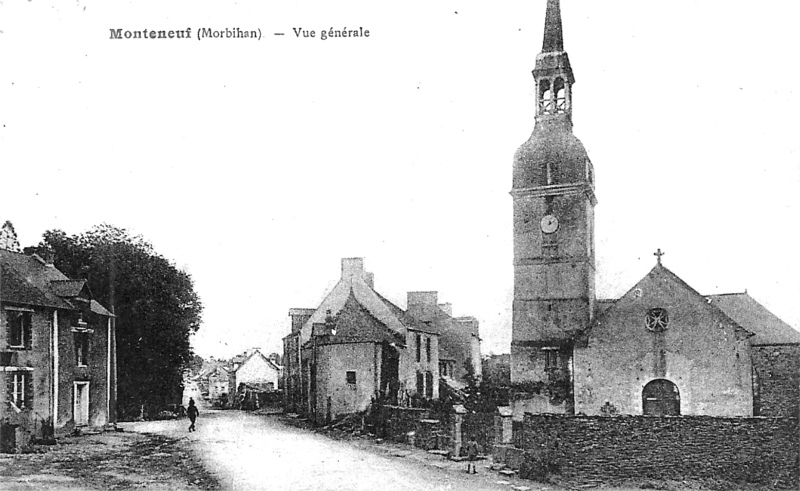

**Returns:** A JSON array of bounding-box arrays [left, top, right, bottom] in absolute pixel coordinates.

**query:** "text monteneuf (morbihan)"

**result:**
[[109, 28, 262, 40]]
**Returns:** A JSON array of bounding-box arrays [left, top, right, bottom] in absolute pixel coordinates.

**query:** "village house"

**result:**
[[0, 246, 117, 448], [509, 0, 800, 420], [228, 348, 281, 393], [405, 292, 482, 387], [199, 365, 229, 403], [283, 258, 481, 425]]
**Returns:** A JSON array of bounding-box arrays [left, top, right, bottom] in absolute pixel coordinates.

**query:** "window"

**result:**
[[538, 79, 552, 115], [75, 333, 89, 367], [346, 371, 356, 385], [425, 372, 433, 398], [416, 372, 424, 395], [416, 334, 422, 362], [645, 308, 669, 332], [554, 78, 566, 113], [425, 337, 431, 363], [543, 348, 560, 369], [6, 311, 32, 349], [6, 371, 33, 409]]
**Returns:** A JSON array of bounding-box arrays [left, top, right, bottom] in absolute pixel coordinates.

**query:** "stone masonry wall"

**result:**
[[752, 345, 800, 417], [518, 414, 799, 488]]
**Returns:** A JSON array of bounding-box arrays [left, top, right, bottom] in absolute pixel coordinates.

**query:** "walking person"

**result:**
[[187, 398, 199, 432]]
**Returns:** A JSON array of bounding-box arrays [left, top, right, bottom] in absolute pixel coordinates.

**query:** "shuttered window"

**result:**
[[6, 311, 32, 349], [6, 371, 33, 409]]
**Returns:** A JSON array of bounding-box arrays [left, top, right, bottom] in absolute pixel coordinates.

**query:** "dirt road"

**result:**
[[132, 408, 546, 491]]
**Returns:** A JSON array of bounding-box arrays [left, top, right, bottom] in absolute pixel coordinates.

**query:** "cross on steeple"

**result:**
[[654, 248, 665, 265]]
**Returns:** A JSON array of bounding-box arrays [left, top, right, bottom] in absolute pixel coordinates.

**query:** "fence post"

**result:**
[[451, 404, 467, 458], [495, 406, 513, 445]]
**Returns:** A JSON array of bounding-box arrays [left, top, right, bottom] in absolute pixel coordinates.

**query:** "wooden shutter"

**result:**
[[24, 372, 33, 409], [23, 313, 32, 350]]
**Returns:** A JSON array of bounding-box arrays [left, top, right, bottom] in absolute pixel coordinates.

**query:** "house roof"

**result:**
[[49, 279, 89, 298], [0, 249, 115, 317], [707, 293, 800, 345], [231, 349, 281, 373], [298, 259, 438, 343], [0, 249, 76, 310], [313, 290, 406, 346]]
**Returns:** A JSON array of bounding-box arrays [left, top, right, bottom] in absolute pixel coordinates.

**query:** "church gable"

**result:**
[[574, 263, 753, 417]]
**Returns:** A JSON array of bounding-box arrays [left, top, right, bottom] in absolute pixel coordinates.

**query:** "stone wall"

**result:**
[[377, 406, 429, 443], [752, 345, 800, 417], [516, 414, 798, 488]]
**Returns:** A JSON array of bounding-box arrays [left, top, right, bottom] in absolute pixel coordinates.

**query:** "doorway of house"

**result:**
[[642, 379, 680, 416], [74, 382, 90, 426]]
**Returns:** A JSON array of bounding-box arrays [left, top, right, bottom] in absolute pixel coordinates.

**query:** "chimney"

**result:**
[[365, 272, 375, 289], [289, 308, 316, 334], [407, 291, 438, 322], [341, 257, 365, 280], [438, 303, 453, 316]]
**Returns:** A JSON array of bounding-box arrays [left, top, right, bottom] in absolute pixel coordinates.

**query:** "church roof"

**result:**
[[707, 293, 800, 346], [586, 263, 753, 340]]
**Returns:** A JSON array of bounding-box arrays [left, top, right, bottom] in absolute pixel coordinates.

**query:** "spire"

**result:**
[[542, 0, 564, 53], [533, 0, 574, 120]]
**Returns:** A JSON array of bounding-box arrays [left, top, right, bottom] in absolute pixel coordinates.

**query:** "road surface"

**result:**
[[131, 407, 546, 491]]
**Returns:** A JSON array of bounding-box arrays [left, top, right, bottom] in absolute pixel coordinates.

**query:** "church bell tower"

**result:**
[[510, 0, 597, 414]]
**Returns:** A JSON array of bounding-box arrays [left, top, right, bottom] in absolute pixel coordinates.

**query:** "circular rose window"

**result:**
[[645, 308, 669, 332]]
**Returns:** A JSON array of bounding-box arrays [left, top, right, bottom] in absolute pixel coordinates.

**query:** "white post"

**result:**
[[107, 317, 112, 424], [53, 310, 59, 429]]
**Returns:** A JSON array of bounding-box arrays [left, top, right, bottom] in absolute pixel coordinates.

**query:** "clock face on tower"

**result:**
[[540, 214, 559, 234]]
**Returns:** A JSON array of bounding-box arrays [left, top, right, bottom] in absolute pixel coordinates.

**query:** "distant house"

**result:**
[[1, 248, 117, 445], [228, 349, 281, 393], [284, 257, 480, 425], [203, 366, 230, 402]]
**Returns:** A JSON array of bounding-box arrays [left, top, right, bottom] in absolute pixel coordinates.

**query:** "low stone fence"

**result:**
[[376, 405, 491, 457], [505, 414, 799, 488]]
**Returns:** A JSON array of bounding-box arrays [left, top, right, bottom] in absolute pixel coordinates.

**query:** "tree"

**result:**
[[26, 224, 203, 420], [0, 220, 21, 252]]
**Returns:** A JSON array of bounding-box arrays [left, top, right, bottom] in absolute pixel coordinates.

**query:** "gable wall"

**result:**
[[57, 311, 112, 432], [236, 354, 279, 389], [574, 273, 753, 416], [314, 343, 378, 425]]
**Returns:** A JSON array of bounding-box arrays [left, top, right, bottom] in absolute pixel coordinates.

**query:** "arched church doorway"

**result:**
[[642, 379, 680, 416]]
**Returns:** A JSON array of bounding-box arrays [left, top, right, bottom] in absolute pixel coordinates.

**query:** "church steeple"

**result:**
[[542, 0, 564, 52], [510, 0, 596, 413], [533, 0, 574, 121]]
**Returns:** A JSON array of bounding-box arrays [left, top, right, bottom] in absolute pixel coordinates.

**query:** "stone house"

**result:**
[[201, 365, 229, 402], [509, 0, 799, 420], [1, 248, 117, 444], [228, 349, 281, 393], [405, 292, 482, 385], [286, 258, 480, 425]]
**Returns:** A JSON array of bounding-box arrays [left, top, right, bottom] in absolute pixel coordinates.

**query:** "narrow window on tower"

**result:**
[[554, 78, 566, 113], [538, 79, 552, 115], [543, 348, 560, 370]]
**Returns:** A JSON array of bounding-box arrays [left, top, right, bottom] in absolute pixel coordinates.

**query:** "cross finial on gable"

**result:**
[[654, 248, 665, 265]]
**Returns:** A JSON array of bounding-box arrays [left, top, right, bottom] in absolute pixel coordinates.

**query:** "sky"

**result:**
[[1, 1, 798, 359]]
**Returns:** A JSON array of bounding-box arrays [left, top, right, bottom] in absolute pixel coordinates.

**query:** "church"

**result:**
[[510, 0, 799, 420]]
